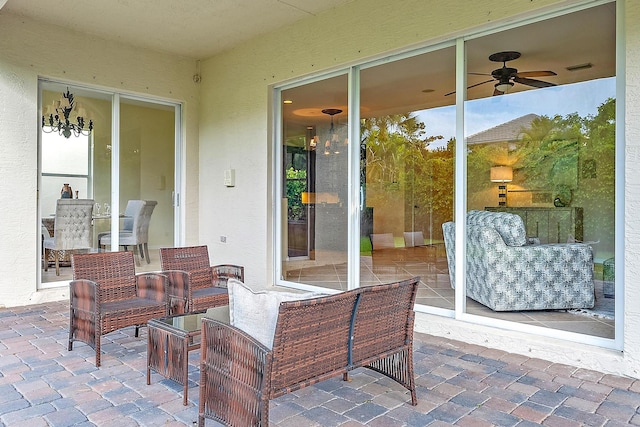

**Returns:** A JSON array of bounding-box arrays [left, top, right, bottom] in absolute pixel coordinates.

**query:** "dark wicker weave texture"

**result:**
[[198, 277, 419, 427], [69, 251, 169, 367], [147, 321, 198, 405], [200, 319, 270, 426], [160, 246, 244, 314]]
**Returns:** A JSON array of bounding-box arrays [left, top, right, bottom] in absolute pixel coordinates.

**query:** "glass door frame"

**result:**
[[37, 78, 184, 289], [272, 0, 623, 351]]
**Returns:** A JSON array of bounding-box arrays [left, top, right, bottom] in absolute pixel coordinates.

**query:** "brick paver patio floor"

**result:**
[[0, 301, 639, 426]]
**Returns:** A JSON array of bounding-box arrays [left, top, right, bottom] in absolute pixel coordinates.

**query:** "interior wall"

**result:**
[[198, 0, 640, 377], [0, 11, 200, 306]]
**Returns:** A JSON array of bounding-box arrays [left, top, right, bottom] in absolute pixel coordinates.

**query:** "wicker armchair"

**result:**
[[159, 245, 244, 314], [69, 251, 169, 367]]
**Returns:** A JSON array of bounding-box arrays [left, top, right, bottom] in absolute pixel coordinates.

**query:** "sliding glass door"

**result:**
[[118, 97, 176, 269], [39, 81, 180, 286], [275, 1, 619, 345], [463, 3, 616, 340], [359, 47, 455, 309]]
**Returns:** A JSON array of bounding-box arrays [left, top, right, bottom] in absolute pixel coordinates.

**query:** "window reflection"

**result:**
[[463, 4, 615, 338], [281, 75, 349, 290], [277, 2, 616, 340]]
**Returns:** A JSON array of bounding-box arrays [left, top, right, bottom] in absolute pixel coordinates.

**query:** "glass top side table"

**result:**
[[147, 306, 229, 405]]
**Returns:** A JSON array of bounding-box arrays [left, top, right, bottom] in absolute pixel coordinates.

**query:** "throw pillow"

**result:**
[[228, 279, 321, 349]]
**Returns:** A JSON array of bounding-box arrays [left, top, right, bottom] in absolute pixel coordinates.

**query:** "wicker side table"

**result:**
[[147, 306, 229, 405]]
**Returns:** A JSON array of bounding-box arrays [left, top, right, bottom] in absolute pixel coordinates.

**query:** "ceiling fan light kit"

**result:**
[[495, 81, 514, 93]]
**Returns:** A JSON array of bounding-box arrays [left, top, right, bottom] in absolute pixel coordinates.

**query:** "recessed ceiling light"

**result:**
[[421, 89, 435, 93], [283, 99, 293, 104], [566, 63, 593, 72]]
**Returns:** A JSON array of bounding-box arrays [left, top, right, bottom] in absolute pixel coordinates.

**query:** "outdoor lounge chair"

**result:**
[[68, 251, 169, 366], [160, 245, 244, 314]]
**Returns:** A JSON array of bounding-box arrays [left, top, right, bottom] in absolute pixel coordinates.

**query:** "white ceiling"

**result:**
[[1, 0, 353, 59]]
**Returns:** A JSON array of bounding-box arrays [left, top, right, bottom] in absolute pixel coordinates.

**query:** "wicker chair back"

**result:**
[[160, 245, 242, 313], [69, 251, 168, 366]]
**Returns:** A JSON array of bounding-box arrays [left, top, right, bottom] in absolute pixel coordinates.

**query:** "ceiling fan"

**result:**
[[445, 51, 557, 96]]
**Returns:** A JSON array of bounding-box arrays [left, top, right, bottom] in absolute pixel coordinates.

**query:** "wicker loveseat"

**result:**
[[198, 277, 420, 427], [442, 210, 594, 311]]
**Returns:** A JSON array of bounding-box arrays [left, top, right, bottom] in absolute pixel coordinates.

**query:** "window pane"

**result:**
[[281, 75, 349, 291], [359, 48, 456, 309], [42, 129, 89, 175], [464, 3, 615, 338]]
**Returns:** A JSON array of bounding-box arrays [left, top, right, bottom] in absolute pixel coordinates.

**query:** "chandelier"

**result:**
[[42, 89, 93, 138], [322, 108, 343, 155]]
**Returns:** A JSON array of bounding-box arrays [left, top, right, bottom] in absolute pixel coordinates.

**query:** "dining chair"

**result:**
[[43, 199, 94, 276], [99, 200, 157, 265], [97, 199, 145, 251]]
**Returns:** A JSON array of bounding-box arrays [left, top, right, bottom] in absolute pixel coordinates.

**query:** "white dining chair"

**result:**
[[97, 200, 145, 250], [43, 199, 94, 276], [99, 200, 157, 265]]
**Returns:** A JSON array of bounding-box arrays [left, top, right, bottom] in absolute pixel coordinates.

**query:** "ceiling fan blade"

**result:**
[[514, 77, 557, 88], [468, 79, 495, 88], [514, 70, 557, 78], [444, 79, 494, 96]]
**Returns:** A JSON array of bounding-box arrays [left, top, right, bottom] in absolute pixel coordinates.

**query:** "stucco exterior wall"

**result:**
[[0, 0, 638, 378], [198, 0, 640, 377], [623, 0, 640, 376], [0, 12, 200, 306]]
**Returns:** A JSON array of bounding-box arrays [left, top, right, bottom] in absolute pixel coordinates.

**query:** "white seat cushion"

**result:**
[[228, 279, 321, 348]]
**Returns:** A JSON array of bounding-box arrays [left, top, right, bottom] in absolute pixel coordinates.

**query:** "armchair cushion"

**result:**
[[467, 209, 527, 247], [228, 279, 321, 348]]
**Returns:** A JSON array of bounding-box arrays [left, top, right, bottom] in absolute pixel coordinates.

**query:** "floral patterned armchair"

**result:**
[[442, 210, 594, 311]]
